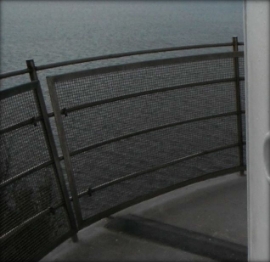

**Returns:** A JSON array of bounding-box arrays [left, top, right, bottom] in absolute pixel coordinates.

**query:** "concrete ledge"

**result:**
[[106, 214, 247, 261], [41, 173, 247, 261]]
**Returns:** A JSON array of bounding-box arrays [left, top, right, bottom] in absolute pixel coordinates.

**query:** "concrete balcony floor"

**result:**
[[41, 173, 247, 261]]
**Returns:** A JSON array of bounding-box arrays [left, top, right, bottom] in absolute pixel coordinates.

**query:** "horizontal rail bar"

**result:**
[[0, 116, 41, 135], [0, 203, 64, 242], [0, 160, 53, 189], [63, 77, 241, 115], [78, 143, 241, 197], [0, 112, 56, 135], [70, 111, 240, 158], [47, 112, 54, 118], [48, 51, 244, 83], [0, 75, 245, 135], [0, 68, 29, 80], [0, 81, 38, 100], [37, 42, 234, 71], [0, 41, 243, 79], [80, 165, 245, 229], [0, 209, 50, 241]]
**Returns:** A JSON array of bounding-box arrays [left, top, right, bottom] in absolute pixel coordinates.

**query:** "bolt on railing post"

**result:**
[[232, 36, 245, 176], [26, 59, 39, 81]]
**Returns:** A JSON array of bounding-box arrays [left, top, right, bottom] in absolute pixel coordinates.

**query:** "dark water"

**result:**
[[1, 0, 243, 73]]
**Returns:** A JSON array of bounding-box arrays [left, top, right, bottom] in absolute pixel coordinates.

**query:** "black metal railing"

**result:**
[[0, 82, 77, 261], [0, 37, 246, 261], [0, 38, 243, 81]]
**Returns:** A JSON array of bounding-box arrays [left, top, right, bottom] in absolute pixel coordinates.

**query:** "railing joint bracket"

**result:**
[[87, 187, 93, 196], [62, 108, 68, 117], [50, 207, 56, 215], [32, 117, 38, 126]]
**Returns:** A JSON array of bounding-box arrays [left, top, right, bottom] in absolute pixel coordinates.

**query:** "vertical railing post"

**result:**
[[26, 59, 79, 241], [26, 59, 39, 81], [47, 77, 84, 228], [35, 83, 79, 241], [232, 36, 245, 176]]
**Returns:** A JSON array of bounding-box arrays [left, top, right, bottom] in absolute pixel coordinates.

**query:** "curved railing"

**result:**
[[0, 38, 245, 261], [0, 38, 243, 81]]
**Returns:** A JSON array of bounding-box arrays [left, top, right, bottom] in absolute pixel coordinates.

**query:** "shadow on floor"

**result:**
[[41, 173, 247, 262]]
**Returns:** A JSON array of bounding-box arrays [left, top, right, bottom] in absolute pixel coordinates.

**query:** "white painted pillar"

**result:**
[[244, 1, 270, 261]]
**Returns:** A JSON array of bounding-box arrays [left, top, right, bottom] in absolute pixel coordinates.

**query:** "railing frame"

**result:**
[[26, 60, 80, 241], [47, 77, 84, 227], [0, 81, 77, 261], [0, 37, 246, 260], [46, 48, 245, 228], [0, 38, 243, 81], [34, 81, 79, 241]]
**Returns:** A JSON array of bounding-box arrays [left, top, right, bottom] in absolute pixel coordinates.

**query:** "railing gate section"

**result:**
[[46, 51, 245, 228]]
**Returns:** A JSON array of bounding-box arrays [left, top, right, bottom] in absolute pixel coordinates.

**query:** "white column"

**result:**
[[244, 1, 270, 261]]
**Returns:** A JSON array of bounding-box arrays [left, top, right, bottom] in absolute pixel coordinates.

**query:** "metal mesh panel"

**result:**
[[0, 83, 73, 261], [0, 124, 50, 182], [54, 58, 234, 110], [0, 165, 63, 235], [71, 116, 238, 194], [239, 57, 244, 79], [48, 52, 245, 223], [62, 82, 236, 152], [79, 147, 239, 220], [0, 206, 70, 262], [0, 89, 39, 130]]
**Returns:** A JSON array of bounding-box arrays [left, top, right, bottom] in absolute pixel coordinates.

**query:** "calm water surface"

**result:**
[[1, 1, 243, 73]]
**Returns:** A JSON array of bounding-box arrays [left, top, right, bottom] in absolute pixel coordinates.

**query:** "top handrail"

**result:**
[[35, 42, 235, 71], [47, 51, 244, 83], [0, 40, 243, 80], [0, 68, 30, 80]]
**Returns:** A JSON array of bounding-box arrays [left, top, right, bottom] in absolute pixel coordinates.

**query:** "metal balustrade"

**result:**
[[0, 82, 77, 261], [0, 38, 246, 261]]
